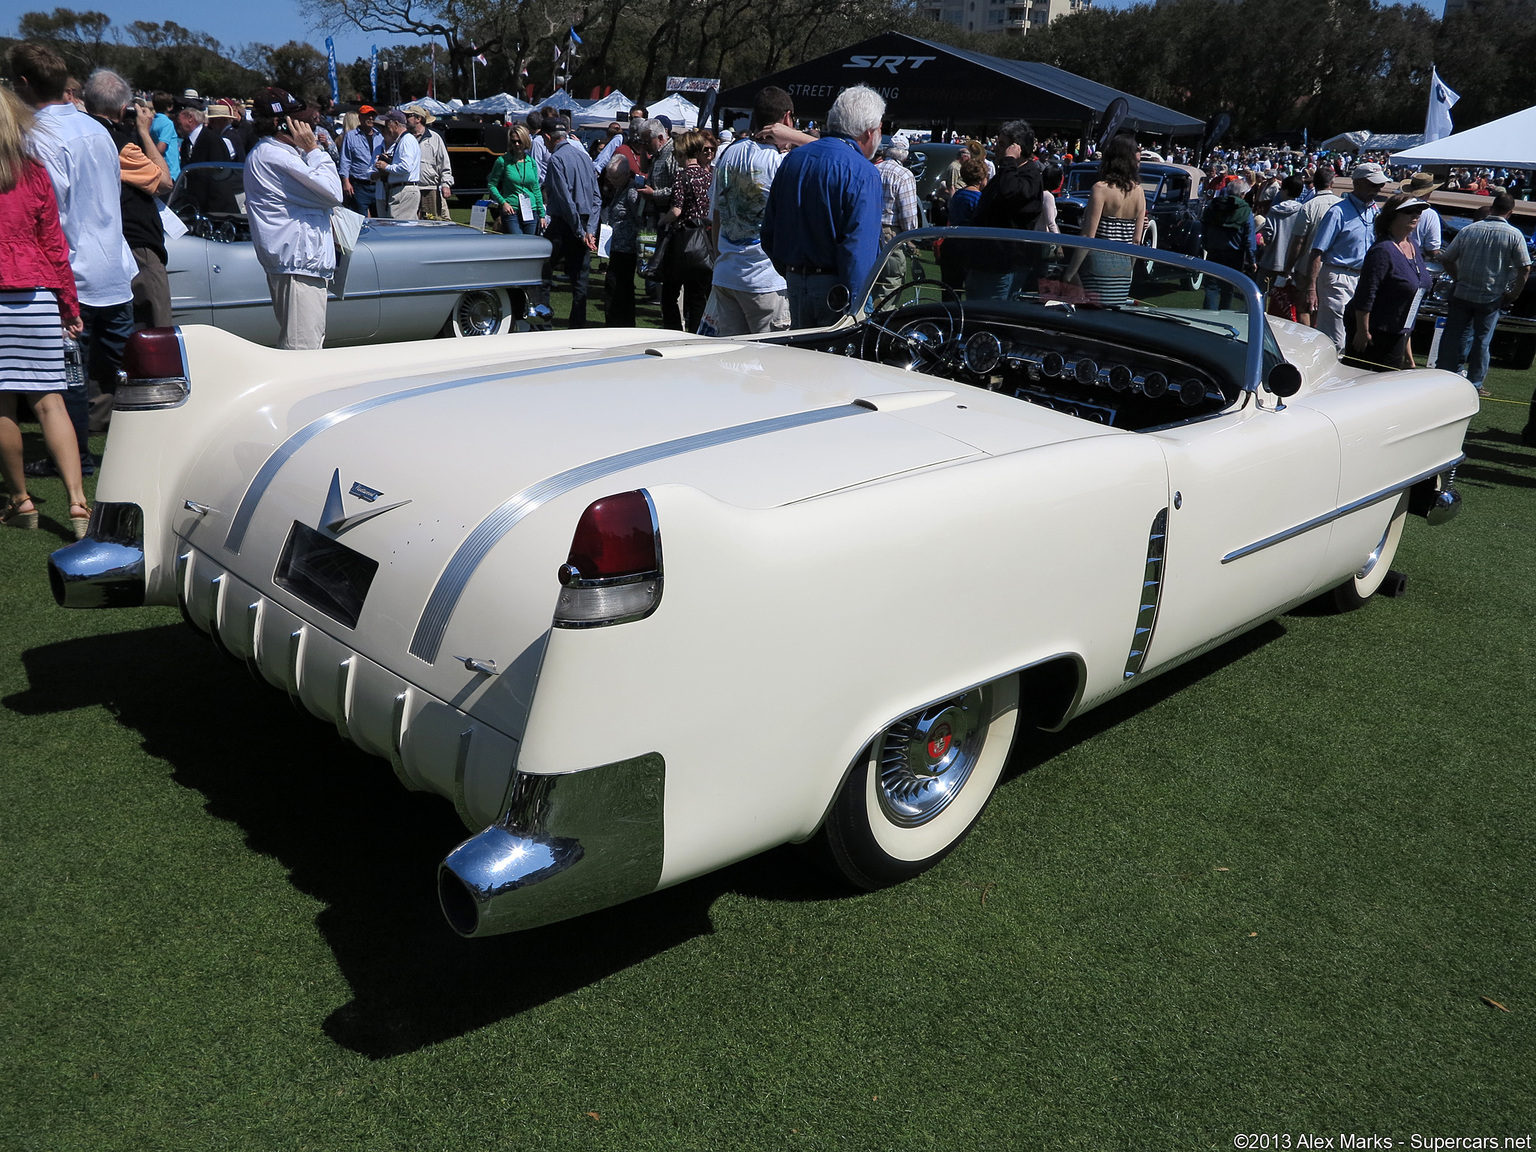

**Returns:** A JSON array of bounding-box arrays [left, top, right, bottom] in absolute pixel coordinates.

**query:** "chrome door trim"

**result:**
[[1220, 455, 1464, 565]]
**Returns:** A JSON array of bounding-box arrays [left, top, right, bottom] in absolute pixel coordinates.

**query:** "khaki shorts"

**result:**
[[699, 285, 790, 337]]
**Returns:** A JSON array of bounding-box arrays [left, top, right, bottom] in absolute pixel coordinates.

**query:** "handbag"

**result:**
[[331, 206, 365, 255], [640, 230, 670, 280], [663, 218, 717, 280]]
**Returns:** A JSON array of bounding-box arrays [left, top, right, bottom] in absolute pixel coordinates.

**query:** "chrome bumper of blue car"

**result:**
[[438, 752, 666, 938]]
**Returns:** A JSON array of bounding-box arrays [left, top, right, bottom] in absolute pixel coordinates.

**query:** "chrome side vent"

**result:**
[[1124, 508, 1169, 680]]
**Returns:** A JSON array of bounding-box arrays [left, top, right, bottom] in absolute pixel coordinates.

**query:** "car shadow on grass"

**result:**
[[8, 615, 1284, 1059], [1458, 431, 1536, 489], [4, 621, 854, 1059]]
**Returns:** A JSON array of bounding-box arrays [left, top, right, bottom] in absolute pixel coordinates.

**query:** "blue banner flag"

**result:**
[[569, 26, 582, 43], [326, 37, 340, 105], [370, 45, 378, 103]]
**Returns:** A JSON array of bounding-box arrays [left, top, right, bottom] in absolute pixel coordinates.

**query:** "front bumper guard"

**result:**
[[438, 752, 665, 937]]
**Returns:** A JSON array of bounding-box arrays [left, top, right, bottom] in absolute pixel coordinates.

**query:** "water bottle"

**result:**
[[63, 336, 85, 389]]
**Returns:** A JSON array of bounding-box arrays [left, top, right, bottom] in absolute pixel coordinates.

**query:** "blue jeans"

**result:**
[[964, 269, 1014, 302], [1435, 296, 1503, 386], [74, 301, 134, 455], [501, 211, 537, 235], [543, 218, 591, 328], [1203, 279, 1236, 311], [786, 272, 841, 330], [351, 180, 378, 217]]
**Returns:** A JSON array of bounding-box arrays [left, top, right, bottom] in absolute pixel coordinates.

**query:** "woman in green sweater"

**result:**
[[487, 124, 544, 234]]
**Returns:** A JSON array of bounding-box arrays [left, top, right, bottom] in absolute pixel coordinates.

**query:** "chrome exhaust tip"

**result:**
[[1409, 474, 1461, 526], [438, 826, 584, 938], [48, 504, 146, 609]]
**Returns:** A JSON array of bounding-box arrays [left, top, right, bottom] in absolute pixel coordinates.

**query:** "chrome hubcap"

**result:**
[[876, 687, 987, 827], [456, 290, 504, 336]]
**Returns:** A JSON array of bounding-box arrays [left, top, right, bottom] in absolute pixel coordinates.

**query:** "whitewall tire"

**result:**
[[822, 674, 1020, 889], [445, 287, 514, 337], [1331, 493, 1409, 611]]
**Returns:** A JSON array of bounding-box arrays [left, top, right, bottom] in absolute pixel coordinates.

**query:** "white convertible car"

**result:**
[[51, 231, 1473, 937]]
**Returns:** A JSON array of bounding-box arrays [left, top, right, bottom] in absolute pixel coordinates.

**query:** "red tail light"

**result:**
[[554, 490, 663, 628], [115, 328, 189, 410]]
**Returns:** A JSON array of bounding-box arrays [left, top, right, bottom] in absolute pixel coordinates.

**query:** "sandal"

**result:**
[[2, 496, 39, 530], [69, 502, 91, 541]]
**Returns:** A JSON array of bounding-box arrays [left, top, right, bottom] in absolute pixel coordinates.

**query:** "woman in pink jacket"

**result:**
[[0, 85, 90, 537]]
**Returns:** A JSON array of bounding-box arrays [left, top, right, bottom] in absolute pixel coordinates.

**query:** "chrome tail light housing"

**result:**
[[113, 328, 189, 410]]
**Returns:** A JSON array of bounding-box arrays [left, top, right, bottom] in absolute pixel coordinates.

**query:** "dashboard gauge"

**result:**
[[1107, 365, 1133, 392], [1141, 371, 1169, 398], [963, 331, 1003, 376], [1041, 352, 1065, 377], [1178, 378, 1206, 406], [1074, 358, 1099, 384]]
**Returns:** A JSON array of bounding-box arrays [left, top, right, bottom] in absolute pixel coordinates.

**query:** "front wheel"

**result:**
[[1330, 493, 1409, 611], [821, 674, 1020, 890], [442, 287, 514, 337], [1140, 218, 1160, 277], [1182, 249, 1206, 292]]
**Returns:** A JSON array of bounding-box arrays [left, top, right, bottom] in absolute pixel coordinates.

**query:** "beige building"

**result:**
[[922, 0, 1092, 35]]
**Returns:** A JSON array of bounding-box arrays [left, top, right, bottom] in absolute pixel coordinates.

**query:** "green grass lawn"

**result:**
[[2, 353, 1533, 1149]]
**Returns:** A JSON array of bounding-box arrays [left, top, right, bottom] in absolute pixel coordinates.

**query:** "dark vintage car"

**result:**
[[1412, 213, 1536, 371], [1055, 162, 1206, 286]]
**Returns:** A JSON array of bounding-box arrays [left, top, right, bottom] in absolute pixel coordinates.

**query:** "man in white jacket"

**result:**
[[244, 87, 343, 349]]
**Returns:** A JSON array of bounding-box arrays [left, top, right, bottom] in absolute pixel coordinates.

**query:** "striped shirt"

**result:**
[[1442, 217, 1531, 305]]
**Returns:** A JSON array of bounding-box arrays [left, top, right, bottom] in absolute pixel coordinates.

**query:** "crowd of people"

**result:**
[[4, 37, 1536, 533]]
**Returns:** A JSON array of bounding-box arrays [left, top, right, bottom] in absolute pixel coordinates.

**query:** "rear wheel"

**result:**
[[1330, 493, 1408, 611], [821, 675, 1020, 889], [443, 287, 513, 337]]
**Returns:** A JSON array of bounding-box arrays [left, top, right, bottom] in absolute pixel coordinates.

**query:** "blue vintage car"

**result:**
[[167, 162, 550, 345]]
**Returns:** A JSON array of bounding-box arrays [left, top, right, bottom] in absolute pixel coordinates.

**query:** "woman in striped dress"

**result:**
[[0, 85, 90, 536], [1064, 133, 1147, 308]]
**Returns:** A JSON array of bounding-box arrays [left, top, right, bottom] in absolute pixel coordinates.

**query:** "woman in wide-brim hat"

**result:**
[[1346, 192, 1436, 370]]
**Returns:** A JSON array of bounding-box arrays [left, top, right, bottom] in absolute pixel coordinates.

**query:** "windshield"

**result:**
[[857, 229, 1273, 395], [168, 163, 248, 240], [1065, 168, 1164, 198]]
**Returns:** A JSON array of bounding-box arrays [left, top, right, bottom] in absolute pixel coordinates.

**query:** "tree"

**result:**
[[17, 7, 113, 70], [243, 40, 332, 99]]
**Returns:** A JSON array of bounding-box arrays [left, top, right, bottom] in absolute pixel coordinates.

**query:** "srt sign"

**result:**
[[843, 54, 938, 73]]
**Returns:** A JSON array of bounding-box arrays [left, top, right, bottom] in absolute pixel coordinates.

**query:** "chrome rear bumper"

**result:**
[[48, 503, 146, 608]]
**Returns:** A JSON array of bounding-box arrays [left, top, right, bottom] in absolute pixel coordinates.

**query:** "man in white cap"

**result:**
[[1301, 161, 1388, 351]]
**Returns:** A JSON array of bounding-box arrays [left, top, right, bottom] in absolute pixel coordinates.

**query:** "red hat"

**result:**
[[358, 104, 376, 115]]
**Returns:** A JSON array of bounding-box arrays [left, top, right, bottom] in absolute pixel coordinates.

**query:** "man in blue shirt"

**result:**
[[1302, 161, 1387, 351], [542, 118, 600, 328], [339, 106, 384, 216], [761, 85, 885, 329]]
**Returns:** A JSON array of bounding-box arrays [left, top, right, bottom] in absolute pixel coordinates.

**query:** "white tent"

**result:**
[[1318, 129, 1423, 154], [573, 89, 632, 128], [537, 89, 587, 112], [648, 92, 700, 130], [460, 92, 533, 116], [1391, 104, 1536, 168], [410, 97, 457, 116]]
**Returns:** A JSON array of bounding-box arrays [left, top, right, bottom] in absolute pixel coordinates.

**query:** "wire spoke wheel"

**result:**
[[821, 674, 1020, 889]]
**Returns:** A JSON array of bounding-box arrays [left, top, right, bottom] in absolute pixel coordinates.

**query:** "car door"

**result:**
[[164, 231, 212, 327], [1144, 399, 1341, 670], [206, 239, 280, 344]]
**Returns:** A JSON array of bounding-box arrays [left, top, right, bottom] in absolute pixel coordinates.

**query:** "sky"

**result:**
[[6, 0, 1450, 76], [5, 0, 423, 67]]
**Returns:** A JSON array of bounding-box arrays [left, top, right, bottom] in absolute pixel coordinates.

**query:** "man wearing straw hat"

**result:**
[[403, 104, 453, 218]]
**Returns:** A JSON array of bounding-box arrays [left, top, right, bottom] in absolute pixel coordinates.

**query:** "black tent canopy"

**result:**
[[717, 32, 1204, 137]]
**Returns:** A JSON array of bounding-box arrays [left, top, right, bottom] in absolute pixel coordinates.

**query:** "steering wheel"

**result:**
[[863, 273, 965, 373]]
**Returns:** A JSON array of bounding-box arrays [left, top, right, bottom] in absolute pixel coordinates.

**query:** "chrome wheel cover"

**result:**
[[455, 290, 505, 336], [875, 686, 989, 828]]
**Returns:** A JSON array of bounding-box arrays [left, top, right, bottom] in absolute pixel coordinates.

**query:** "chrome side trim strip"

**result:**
[[287, 628, 305, 709], [408, 403, 872, 663], [222, 352, 652, 554], [1220, 456, 1464, 565], [1124, 508, 1169, 680]]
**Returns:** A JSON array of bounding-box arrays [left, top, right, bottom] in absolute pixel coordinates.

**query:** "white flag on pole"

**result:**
[[1424, 67, 1460, 143]]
